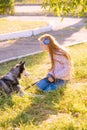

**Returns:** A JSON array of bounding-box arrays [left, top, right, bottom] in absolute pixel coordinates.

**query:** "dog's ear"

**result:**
[[19, 61, 25, 66], [19, 61, 23, 64], [21, 61, 25, 66], [19, 61, 25, 64]]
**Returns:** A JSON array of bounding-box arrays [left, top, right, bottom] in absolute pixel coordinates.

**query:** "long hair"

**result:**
[[38, 34, 72, 71]]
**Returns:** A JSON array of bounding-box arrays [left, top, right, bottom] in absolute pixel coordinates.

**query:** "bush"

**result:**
[[0, 0, 14, 14]]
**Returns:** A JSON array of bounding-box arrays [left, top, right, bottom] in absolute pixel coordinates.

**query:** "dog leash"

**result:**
[[24, 81, 38, 90], [17, 81, 45, 98]]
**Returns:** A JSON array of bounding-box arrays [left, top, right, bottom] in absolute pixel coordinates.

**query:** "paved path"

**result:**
[[0, 16, 87, 63], [14, 5, 45, 16]]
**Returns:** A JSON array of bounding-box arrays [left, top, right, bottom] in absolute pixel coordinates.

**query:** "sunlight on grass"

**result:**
[[0, 18, 48, 34], [85, 19, 87, 28], [69, 43, 87, 81], [0, 43, 87, 130]]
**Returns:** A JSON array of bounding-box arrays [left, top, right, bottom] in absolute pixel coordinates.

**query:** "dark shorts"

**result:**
[[36, 77, 68, 92]]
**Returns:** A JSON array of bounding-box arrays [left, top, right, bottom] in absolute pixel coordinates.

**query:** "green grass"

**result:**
[[0, 18, 48, 34], [15, 0, 44, 4], [0, 43, 87, 130], [85, 19, 87, 28]]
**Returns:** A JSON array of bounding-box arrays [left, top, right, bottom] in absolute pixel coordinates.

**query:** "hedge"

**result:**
[[0, 0, 14, 14]]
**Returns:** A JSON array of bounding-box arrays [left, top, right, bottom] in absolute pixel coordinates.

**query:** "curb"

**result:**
[[0, 25, 52, 41]]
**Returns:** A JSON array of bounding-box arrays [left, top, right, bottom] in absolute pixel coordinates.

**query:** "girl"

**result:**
[[36, 34, 73, 92]]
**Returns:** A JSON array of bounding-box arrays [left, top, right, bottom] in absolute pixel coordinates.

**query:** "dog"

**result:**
[[0, 61, 29, 96]]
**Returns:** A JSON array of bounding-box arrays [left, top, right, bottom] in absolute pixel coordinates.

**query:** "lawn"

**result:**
[[85, 19, 87, 28], [15, 0, 44, 4], [0, 18, 48, 34], [0, 43, 87, 130]]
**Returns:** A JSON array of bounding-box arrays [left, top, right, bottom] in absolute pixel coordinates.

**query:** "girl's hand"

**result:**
[[47, 76, 55, 83]]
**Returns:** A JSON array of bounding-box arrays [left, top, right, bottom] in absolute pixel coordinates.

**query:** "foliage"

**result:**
[[0, 0, 14, 14], [42, 0, 87, 17]]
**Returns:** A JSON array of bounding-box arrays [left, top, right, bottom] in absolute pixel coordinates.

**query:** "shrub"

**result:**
[[0, 0, 14, 14]]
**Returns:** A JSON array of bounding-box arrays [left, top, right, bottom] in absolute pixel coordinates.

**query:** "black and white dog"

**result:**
[[0, 61, 29, 96]]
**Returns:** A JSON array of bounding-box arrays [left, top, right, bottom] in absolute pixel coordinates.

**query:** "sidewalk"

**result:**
[[14, 4, 46, 16], [0, 16, 87, 63]]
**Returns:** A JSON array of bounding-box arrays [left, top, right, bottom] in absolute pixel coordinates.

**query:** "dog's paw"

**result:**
[[16, 91, 25, 97]]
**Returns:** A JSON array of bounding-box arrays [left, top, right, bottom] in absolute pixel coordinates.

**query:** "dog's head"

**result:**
[[10, 61, 29, 79]]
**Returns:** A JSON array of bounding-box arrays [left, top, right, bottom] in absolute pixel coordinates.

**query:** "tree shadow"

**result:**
[[1, 86, 66, 128], [0, 18, 86, 63], [0, 36, 41, 63], [48, 18, 86, 45], [0, 95, 14, 110]]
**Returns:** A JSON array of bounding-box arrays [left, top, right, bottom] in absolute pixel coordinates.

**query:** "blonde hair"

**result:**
[[38, 34, 72, 71]]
